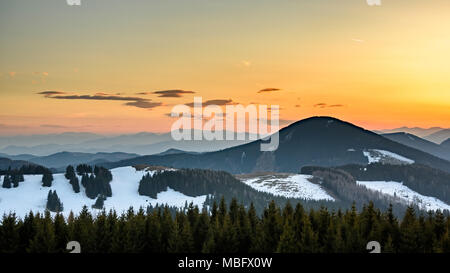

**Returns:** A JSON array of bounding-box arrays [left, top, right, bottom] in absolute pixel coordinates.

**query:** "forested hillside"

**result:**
[[303, 164, 450, 204]]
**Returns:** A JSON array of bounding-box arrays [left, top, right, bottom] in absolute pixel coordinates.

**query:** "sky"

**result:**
[[1, 0, 449, 135]]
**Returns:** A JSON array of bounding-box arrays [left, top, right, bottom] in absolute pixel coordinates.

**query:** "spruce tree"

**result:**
[[2, 175, 11, 189], [65, 165, 76, 180], [0, 213, 20, 253], [46, 190, 64, 212], [70, 176, 80, 193], [276, 221, 297, 253], [42, 172, 53, 187], [92, 195, 105, 209]]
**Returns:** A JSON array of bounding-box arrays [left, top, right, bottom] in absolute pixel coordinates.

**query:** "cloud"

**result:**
[[40, 124, 68, 128], [9, 72, 16, 77], [125, 101, 162, 109], [314, 103, 344, 108], [329, 104, 344, 108], [314, 103, 327, 108], [37, 91, 67, 97], [258, 88, 281, 93], [153, 89, 195, 98], [37, 91, 162, 109], [94, 92, 121, 96], [185, 99, 234, 107], [0, 123, 29, 129]]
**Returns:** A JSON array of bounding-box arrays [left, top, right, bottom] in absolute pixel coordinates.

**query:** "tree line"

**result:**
[[138, 168, 341, 215], [0, 199, 449, 253]]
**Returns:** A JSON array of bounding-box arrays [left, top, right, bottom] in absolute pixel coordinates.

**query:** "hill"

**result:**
[[27, 151, 140, 169], [105, 117, 450, 174], [441, 138, 450, 148], [0, 157, 39, 171], [424, 129, 450, 144], [382, 132, 450, 161]]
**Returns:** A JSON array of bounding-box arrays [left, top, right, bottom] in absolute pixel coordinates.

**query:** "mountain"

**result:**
[[26, 151, 140, 169], [375, 127, 444, 138], [442, 138, 450, 148], [0, 157, 38, 170], [155, 148, 198, 156], [0, 132, 103, 148], [104, 117, 450, 174], [424, 129, 450, 144], [382, 132, 450, 161], [0, 153, 37, 161], [0, 131, 257, 156]]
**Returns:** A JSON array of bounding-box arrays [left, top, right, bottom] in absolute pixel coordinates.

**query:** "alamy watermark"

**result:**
[[367, 0, 382, 6], [66, 0, 81, 6], [169, 97, 280, 152]]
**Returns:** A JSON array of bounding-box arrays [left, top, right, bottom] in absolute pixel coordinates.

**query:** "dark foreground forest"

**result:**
[[0, 199, 449, 253]]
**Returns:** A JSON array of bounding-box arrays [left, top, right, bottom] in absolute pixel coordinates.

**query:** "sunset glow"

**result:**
[[1, 0, 449, 135]]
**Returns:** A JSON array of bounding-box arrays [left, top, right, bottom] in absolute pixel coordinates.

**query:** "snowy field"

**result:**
[[240, 174, 335, 201], [357, 181, 450, 211], [0, 166, 207, 218], [363, 149, 415, 165]]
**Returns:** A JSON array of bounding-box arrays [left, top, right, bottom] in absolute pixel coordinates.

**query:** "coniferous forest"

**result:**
[[0, 199, 449, 253]]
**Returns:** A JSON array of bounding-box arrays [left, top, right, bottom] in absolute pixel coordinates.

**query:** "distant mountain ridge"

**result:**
[[0, 131, 257, 156], [0, 157, 38, 171], [376, 127, 450, 144], [104, 117, 450, 174], [442, 139, 450, 148], [382, 132, 450, 161], [375, 127, 444, 138], [426, 129, 450, 144]]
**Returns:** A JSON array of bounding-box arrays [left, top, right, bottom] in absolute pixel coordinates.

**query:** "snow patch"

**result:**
[[357, 181, 450, 211], [241, 174, 334, 201], [363, 149, 414, 165], [0, 166, 207, 218]]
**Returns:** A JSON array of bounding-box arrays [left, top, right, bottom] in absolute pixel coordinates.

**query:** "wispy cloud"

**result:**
[[37, 91, 67, 97], [314, 103, 345, 108], [125, 101, 162, 109], [185, 99, 234, 107], [329, 104, 344, 108], [37, 91, 162, 109], [258, 88, 281, 93], [40, 124, 68, 128], [152, 89, 195, 98], [0, 123, 29, 129]]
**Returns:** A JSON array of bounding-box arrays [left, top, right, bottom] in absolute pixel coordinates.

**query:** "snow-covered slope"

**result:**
[[357, 181, 450, 211], [0, 166, 207, 218], [240, 174, 334, 201], [363, 149, 415, 165]]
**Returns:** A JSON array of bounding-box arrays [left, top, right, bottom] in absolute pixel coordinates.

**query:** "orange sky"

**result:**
[[0, 0, 449, 135]]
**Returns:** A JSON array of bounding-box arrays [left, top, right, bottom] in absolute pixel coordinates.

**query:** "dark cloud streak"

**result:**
[[153, 89, 195, 98], [37, 92, 162, 109], [258, 88, 281, 93]]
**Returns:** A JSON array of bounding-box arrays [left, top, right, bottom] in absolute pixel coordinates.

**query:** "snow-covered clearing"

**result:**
[[241, 174, 334, 201], [0, 166, 207, 218], [357, 181, 450, 211], [363, 149, 415, 165]]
